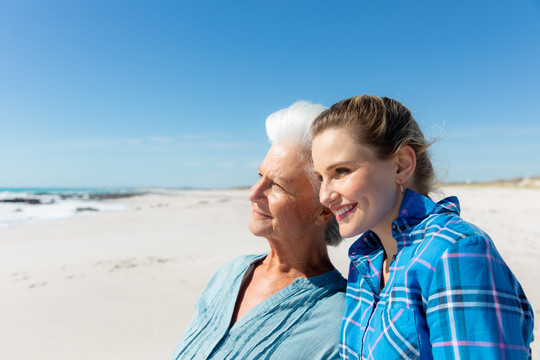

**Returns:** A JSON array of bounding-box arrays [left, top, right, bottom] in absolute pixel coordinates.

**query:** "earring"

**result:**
[[400, 184, 404, 195]]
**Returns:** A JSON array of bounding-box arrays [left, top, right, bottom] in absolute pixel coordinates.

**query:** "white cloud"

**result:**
[[179, 133, 227, 141], [215, 162, 236, 168], [211, 142, 255, 149], [150, 136, 174, 143], [445, 125, 540, 139]]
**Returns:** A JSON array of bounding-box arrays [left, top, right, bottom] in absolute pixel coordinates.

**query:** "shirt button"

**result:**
[[392, 224, 398, 231]]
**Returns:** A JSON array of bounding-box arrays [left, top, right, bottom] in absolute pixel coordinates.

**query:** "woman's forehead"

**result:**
[[261, 143, 309, 184], [312, 128, 376, 167]]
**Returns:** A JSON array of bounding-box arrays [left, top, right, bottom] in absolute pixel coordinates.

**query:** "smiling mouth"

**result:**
[[252, 209, 271, 218], [334, 204, 357, 221]]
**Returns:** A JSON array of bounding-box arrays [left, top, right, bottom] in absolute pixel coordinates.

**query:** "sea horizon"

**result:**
[[0, 187, 252, 229], [2, 174, 539, 193], [0, 187, 146, 229]]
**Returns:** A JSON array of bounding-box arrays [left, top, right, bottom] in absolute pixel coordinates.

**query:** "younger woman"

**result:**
[[310, 95, 534, 359]]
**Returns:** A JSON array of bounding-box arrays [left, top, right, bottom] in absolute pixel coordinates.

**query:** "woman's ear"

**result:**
[[315, 206, 335, 225], [395, 145, 416, 186]]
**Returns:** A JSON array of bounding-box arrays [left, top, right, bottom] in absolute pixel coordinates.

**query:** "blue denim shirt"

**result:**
[[172, 253, 347, 359], [340, 190, 534, 359]]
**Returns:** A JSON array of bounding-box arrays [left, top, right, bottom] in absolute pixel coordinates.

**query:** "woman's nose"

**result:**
[[248, 178, 267, 203], [319, 180, 336, 207]]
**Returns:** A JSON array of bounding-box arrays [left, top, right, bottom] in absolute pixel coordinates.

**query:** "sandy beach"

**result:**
[[0, 186, 538, 359]]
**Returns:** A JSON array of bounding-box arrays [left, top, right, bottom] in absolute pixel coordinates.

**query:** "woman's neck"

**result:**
[[262, 237, 334, 278], [229, 237, 334, 327], [373, 191, 403, 264], [372, 201, 401, 288]]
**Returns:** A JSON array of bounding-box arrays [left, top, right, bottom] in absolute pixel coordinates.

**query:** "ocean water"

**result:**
[[0, 188, 144, 228]]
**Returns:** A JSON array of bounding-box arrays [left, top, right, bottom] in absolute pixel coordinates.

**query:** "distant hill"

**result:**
[[444, 176, 540, 188]]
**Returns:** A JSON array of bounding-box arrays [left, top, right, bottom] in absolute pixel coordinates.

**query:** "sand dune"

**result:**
[[0, 186, 537, 359]]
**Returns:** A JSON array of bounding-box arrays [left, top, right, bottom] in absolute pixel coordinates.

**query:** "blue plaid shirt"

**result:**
[[341, 190, 534, 359]]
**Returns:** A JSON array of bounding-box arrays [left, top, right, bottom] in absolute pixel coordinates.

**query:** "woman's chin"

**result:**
[[248, 221, 269, 238], [338, 224, 362, 239]]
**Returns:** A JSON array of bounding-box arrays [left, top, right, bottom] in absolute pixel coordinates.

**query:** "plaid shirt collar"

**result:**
[[349, 189, 461, 259]]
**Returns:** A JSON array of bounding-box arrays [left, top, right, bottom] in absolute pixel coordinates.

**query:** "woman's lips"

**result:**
[[252, 209, 271, 218], [333, 203, 357, 221]]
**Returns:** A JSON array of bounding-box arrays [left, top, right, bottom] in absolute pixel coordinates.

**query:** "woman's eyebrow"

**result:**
[[322, 160, 352, 172]]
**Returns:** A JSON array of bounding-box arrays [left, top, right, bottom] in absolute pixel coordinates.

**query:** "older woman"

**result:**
[[171, 101, 346, 360]]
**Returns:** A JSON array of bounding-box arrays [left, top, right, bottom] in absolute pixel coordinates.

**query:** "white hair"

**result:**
[[265, 101, 327, 147], [263, 100, 342, 247]]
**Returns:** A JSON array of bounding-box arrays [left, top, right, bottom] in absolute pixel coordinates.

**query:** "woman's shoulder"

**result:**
[[416, 210, 490, 248], [222, 253, 266, 270], [196, 254, 266, 298], [209, 253, 266, 282], [411, 213, 523, 291], [406, 212, 503, 276]]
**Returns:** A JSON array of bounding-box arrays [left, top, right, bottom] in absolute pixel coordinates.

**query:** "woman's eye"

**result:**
[[335, 168, 350, 176]]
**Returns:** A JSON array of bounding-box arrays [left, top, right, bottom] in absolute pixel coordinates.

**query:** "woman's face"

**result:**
[[312, 127, 401, 238], [248, 143, 324, 244]]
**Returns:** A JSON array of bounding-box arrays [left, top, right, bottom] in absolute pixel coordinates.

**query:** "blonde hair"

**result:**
[[311, 95, 435, 196]]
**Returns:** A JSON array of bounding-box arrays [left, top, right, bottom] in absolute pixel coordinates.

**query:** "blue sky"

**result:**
[[1, 0, 539, 188]]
